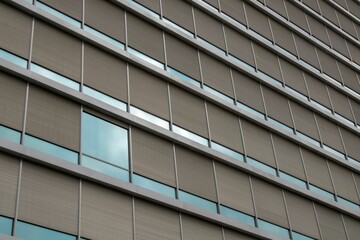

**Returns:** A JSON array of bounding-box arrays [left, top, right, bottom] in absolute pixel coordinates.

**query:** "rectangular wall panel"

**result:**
[[182, 215, 223, 240], [219, 0, 247, 25], [340, 127, 360, 160], [245, 3, 272, 40], [270, 19, 297, 56], [317, 49, 342, 82], [134, 0, 160, 14], [279, 59, 308, 96], [337, 61, 360, 94], [294, 35, 320, 70], [162, 0, 194, 33], [40, 0, 83, 20], [253, 44, 282, 81], [266, 0, 287, 18], [307, 15, 331, 46], [327, 87, 354, 121], [81, 181, 133, 240], [315, 204, 347, 240], [343, 215, 360, 240], [304, 73, 332, 109], [327, 29, 350, 59], [315, 115, 344, 152], [285, 2, 310, 32], [132, 128, 176, 187]]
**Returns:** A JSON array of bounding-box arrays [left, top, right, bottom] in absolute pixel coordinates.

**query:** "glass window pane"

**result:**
[[133, 174, 175, 198], [178, 190, 217, 213], [292, 231, 315, 240], [82, 113, 129, 169], [211, 141, 244, 162], [172, 125, 208, 146], [0, 125, 21, 144], [83, 25, 124, 50], [130, 106, 169, 129], [257, 219, 290, 239], [247, 157, 277, 175], [0, 49, 27, 68], [83, 86, 127, 111], [0, 216, 13, 235], [16, 221, 76, 240], [279, 171, 307, 188], [220, 205, 255, 226]]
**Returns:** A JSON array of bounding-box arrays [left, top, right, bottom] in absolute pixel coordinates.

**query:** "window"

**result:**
[[0, 215, 12, 235], [16, 221, 76, 240]]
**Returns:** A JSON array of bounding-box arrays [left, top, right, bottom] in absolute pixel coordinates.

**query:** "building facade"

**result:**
[[0, 0, 360, 239]]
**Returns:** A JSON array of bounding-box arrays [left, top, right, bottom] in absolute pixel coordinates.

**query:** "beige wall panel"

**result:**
[[328, 161, 359, 203], [194, 8, 226, 50], [40, 0, 82, 20], [165, 34, 201, 81], [242, 119, 276, 167], [337, 12, 358, 38], [162, 0, 194, 32], [253, 44, 282, 81], [127, 13, 164, 62], [176, 146, 217, 201], [207, 103, 243, 152], [290, 101, 320, 141], [84, 44, 127, 102], [316, 115, 344, 152], [350, 99, 360, 125], [132, 128, 175, 187], [343, 215, 360, 240], [252, 178, 288, 228], [182, 215, 223, 240], [302, 148, 334, 192], [224, 228, 257, 240], [318, 1, 340, 26], [272, 135, 305, 180], [337, 61, 360, 94], [245, 3, 272, 40], [294, 35, 320, 69], [0, 72, 26, 131], [134, 0, 160, 13], [262, 87, 293, 128], [200, 52, 234, 97], [129, 66, 169, 120], [266, 0, 287, 18], [170, 85, 208, 137], [0, 2, 32, 59], [304, 73, 332, 108], [135, 199, 180, 240], [19, 162, 78, 234], [81, 181, 133, 240], [307, 15, 331, 46], [32, 20, 81, 81], [26, 85, 81, 151], [225, 26, 255, 67], [215, 162, 254, 215], [203, 0, 219, 9], [285, 2, 310, 32], [347, 42, 360, 65], [315, 204, 347, 240], [279, 59, 308, 95], [270, 20, 297, 56], [220, 0, 247, 25], [317, 49, 342, 82], [285, 191, 320, 238], [232, 70, 265, 113], [0, 153, 19, 218], [328, 87, 353, 121], [327, 29, 350, 59], [85, 0, 125, 42], [302, 0, 321, 13], [340, 127, 360, 161]]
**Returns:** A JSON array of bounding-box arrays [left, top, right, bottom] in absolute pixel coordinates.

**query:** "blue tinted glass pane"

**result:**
[[83, 25, 124, 50], [178, 190, 217, 213], [311, 100, 332, 114], [211, 142, 244, 162], [228, 55, 255, 71], [16, 221, 76, 240], [167, 67, 201, 87], [31, 64, 80, 90], [203, 85, 234, 104], [36, 1, 81, 28], [130, 106, 169, 129], [246, 157, 277, 175], [0, 125, 21, 144], [292, 231, 314, 240], [82, 155, 129, 182], [0, 49, 27, 68], [279, 172, 307, 188], [82, 113, 129, 169], [83, 86, 127, 111], [127, 47, 164, 69], [337, 197, 359, 210], [163, 18, 194, 37], [172, 125, 208, 146], [335, 113, 354, 126], [133, 174, 175, 198], [285, 86, 308, 101], [197, 37, 226, 56], [323, 145, 345, 159], [0, 216, 13, 235], [296, 131, 321, 147], [220, 206, 255, 226], [258, 71, 282, 86], [267, 117, 294, 134], [130, 0, 160, 18], [24, 135, 78, 164], [309, 185, 335, 201], [348, 157, 360, 167], [236, 102, 265, 119], [257, 220, 290, 239]]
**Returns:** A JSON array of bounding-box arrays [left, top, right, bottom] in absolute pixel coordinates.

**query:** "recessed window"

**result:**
[[0, 215, 13, 235], [16, 221, 76, 240], [178, 190, 218, 213], [0, 125, 21, 144]]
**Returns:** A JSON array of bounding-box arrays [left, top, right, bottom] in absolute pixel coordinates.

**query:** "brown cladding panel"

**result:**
[[135, 199, 180, 240], [315, 204, 347, 240], [32, 20, 81, 82], [285, 1, 310, 32], [270, 19, 297, 56], [253, 44, 282, 81], [220, 0, 247, 25], [40, 0, 82, 20], [170, 85, 208, 137], [347, 42, 360, 65], [327, 29, 350, 59], [328, 87, 354, 121], [129, 66, 169, 120], [182, 215, 223, 240], [350, 99, 360, 125], [127, 13, 164, 63], [134, 0, 161, 13], [81, 181, 133, 240], [132, 128, 176, 187], [317, 49, 342, 82], [343, 215, 360, 240], [266, 0, 287, 18], [215, 162, 254, 215], [242, 119, 276, 167], [294, 35, 320, 69], [207, 103, 243, 152], [176, 146, 217, 201], [203, 0, 219, 9], [83, 44, 127, 102], [338, 61, 360, 94], [318, 1, 340, 26], [304, 73, 332, 109], [316, 115, 344, 152], [0, 72, 26, 131], [245, 3, 272, 40], [302, 0, 321, 13], [337, 12, 358, 38], [162, 0, 194, 32], [307, 15, 331, 46], [279, 58, 308, 96], [0, 2, 32, 59], [19, 162, 78, 235], [0, 153, 19, 218], [26, 85, 81, 151]]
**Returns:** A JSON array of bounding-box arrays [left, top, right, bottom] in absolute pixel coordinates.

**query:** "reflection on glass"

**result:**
[[16, 221, 76, 240], [23, 135, 78, 164], [279, 171, 307, 188], [292, 231, 314, 240], [82, 113, 129, 169], [257, 219, 290, 239], [0, 49, 27, 68], [172, 125, 208, 146], [178, 190, 218, 213], [309, 185, 335, 201], [323, 145, 345, 159], [267, 117, 294, 134], [236, 102, 265, 119], [36, 1, 81, 28], [130, 106, 169, 129], [0, 216, 12, 235], [83, 25, 124, 50], [31, 64, 80, 90], [163, 18, 194, 37], [337, 197, 359, 210], [220, 205, 255, 226], [203, 85, 234, 104], [167, 67, 201, 87], [296, 131, 321, 147], [83, 86, 127, 111], [211, 142, 244, 162], [127, 47, 164, 69], [246, 157, 276, 175], [82, 155, 129, 182], [133, 174, 176, 198], [130, 0, 160, 18], [0, 125, 21, 144]]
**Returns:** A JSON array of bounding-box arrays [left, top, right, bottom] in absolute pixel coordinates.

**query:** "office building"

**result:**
[[0, 0, 360, 239]]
